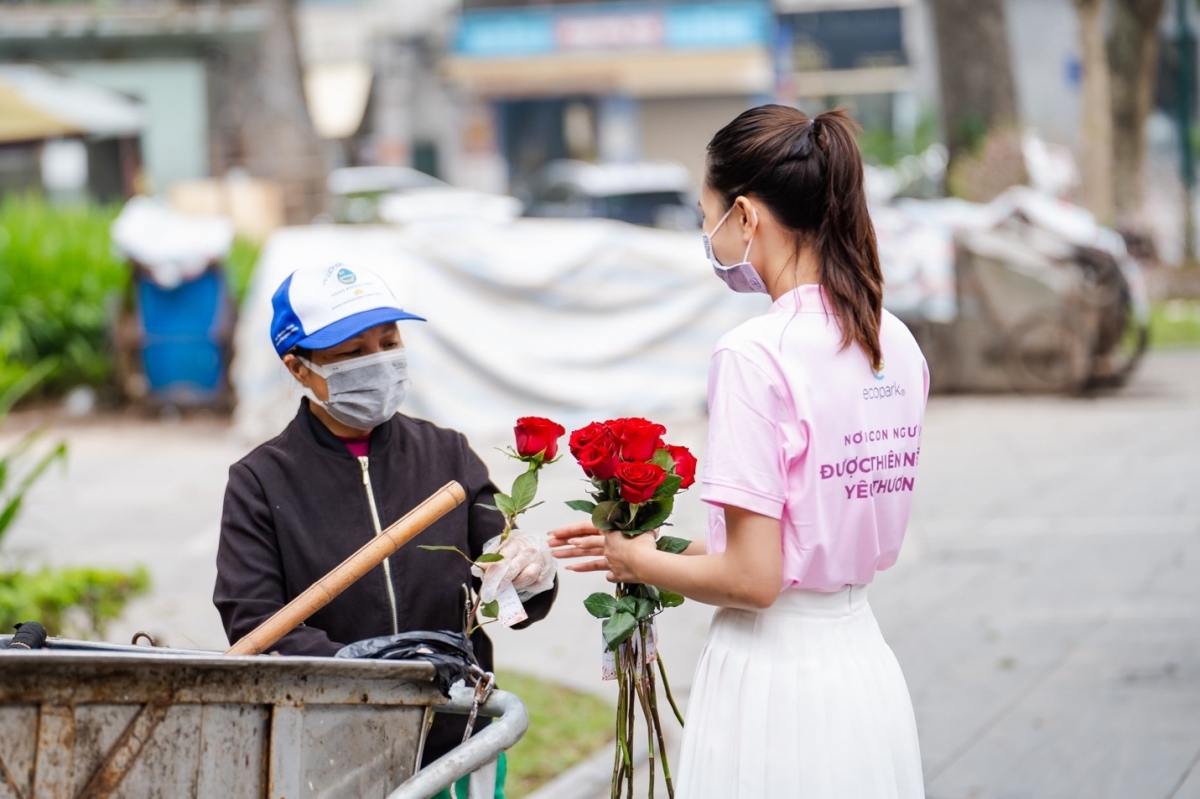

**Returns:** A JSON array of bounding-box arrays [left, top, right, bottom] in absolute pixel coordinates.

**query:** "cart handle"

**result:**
[[388, 685, 529, 799]]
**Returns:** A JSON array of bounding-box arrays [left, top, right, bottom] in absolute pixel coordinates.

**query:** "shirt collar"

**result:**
[[769, 284, 829, 314]]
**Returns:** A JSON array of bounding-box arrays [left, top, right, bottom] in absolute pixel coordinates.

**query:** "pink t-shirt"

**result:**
[[701, 284, 929, 592], [337, 434, 371, 459]]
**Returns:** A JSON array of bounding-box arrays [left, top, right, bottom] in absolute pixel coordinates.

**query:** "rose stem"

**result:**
[[626, 647, 636, 799], [656, 651, 686, 727], [647, 660, 675, 798], [635, 623, 656, 799], [614, 644, 630, 796]]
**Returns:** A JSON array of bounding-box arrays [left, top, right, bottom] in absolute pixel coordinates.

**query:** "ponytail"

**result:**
[[706, 105, 884, 370], [810, 110, 884, 371]]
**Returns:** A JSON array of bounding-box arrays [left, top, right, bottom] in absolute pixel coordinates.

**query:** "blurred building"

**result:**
[[0, 2, 268, 196]]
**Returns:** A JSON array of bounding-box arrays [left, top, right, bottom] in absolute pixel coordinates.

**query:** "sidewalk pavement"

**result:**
[[4, 350, 1200, 798]]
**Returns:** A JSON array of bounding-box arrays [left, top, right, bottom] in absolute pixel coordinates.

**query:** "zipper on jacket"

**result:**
[[359, 455, 400, 636]]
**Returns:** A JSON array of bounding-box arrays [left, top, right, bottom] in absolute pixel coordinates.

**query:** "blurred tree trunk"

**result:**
[[246, 0, 327, 224], [1075, 0, 1117, 222], [930, 0, 1025, 197], [1109, 0, 1166, 221]]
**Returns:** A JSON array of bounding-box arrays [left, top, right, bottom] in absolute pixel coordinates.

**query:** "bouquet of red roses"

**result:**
[[566, 417, 697, 799]]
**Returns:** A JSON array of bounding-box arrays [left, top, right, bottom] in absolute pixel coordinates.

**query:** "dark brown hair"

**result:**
[[706, 104, 884, 370]]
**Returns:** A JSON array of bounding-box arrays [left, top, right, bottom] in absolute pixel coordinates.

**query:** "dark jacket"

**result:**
[[214, 399, 556, 763]]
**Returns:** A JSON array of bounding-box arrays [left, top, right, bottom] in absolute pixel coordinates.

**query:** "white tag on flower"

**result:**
[[601, 627, 617, 681], [641, 619, 659, 666], [496, 582, 528, 627]]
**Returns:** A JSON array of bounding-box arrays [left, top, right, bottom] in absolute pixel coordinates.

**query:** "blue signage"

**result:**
[[454, 2, 773, 58]]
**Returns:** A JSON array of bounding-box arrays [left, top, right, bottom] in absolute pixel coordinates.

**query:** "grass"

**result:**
[[1149, 300, 1200, 349], [496, 670, 613, 798]]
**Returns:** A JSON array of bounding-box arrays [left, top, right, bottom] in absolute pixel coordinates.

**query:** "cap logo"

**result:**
[[337, 268, 357, 285]]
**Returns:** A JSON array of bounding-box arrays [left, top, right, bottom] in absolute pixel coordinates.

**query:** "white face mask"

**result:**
[[702, 204, 768, 294], [300, 348, 410, 430]]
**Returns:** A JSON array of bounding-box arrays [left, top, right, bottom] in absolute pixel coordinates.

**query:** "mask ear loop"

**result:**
[[741, 206, 759, 263], [707, 203, 735, 238]]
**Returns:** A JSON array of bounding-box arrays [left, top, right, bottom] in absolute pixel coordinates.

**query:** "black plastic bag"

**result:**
[[335, 630, 478, 697]]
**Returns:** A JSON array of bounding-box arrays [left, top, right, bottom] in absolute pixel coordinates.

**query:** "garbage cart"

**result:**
[[0, 638, 527, 799]]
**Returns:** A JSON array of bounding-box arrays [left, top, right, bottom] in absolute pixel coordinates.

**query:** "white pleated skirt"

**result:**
[[676, 586, 925, 799]]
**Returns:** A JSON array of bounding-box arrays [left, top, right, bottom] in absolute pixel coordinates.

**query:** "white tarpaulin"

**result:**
[[232, 218, 767, 442]]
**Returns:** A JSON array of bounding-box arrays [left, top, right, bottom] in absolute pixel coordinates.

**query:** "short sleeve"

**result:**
[[700, 349, 788, 519]]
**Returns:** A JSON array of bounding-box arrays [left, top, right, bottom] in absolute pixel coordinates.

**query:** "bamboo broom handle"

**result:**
[[224, 480, 466, 656]]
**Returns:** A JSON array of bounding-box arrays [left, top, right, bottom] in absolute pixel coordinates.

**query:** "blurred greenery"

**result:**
[[0, 195, 126, 399], [1150, 299, 1200, 348], [0, 194, 260, 401], [857, 113, 940, 166], [496, 670, 614, 797], [0, 362, 150, 640]]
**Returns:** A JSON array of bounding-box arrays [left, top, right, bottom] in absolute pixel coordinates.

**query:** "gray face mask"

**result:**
[[301, 348, 410, 430]]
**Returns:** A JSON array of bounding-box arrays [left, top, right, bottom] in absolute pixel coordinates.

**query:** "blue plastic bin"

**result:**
[[136, 268, 230, 405]]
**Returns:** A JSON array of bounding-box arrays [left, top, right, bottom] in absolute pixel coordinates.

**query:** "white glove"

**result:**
[[472, 533, 557, 603]]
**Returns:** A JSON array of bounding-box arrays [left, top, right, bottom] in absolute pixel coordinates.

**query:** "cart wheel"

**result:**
[[1004, 313, 1091, 394]]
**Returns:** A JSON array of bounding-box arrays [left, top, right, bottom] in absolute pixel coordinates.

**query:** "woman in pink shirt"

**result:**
[[551, 105, 928, 797]]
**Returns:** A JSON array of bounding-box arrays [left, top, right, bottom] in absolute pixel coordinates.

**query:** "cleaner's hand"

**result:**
[[474, 534, 557, 602]]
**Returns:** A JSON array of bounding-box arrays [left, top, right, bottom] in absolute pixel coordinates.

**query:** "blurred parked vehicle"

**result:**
[[524, 160, 700, 229], [327, 166, 448, 224]]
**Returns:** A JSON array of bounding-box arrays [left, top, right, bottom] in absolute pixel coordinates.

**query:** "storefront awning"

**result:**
[[445, 48, 772, 99], [0, 65, 143, 145]]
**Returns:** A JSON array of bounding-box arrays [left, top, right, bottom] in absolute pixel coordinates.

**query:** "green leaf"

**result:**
[[602, 612, 638, 648], [417, 545, 474, 565], [616, 596, 638, 615], [651, 448, 675, 470], [653, 474, 683, 499], [635, 598, 657, 619], [658, 589, 685, 608], [480, 600, 499, 619], [635, 497, 674, 532], [591, 501, 619, 531], [565, 499, 598, 514], [656, 535, 691, 555], [494, 493, 516, 516], [475, 503, 501, 512], [476, 552, 504, 564], [510, 469, 538, 512], [583, 592, 618, 619]]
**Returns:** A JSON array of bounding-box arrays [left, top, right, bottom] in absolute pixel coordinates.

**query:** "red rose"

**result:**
[[515, 417, 566, 460], [577, 438, 620, 481], [613, 417, 667, 462], [569, 422, 613, 459], [666, 445, 697, 489], [615, 462, 668, 504]]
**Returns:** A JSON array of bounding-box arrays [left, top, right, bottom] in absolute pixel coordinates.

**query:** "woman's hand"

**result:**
[[601, 530, 659, 583], [547, 521, 608, 573]]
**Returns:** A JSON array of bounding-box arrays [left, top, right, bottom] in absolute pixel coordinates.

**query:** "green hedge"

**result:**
[[0, 195, 126, 398]]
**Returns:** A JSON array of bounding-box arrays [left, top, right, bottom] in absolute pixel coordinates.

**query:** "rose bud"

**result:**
[[614, 462, 668, 504], [615, 417, 667, 462], [666, 445, 697, 489], [569, 421, 613, 459], [515, 416, 566, 460], [577, 438, 620, 481]]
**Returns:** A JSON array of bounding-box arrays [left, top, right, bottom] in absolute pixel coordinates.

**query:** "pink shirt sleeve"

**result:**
[[700, 349, 789, 519]]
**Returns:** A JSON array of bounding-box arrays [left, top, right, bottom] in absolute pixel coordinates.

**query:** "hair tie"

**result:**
[[787, 122, 816, 161]]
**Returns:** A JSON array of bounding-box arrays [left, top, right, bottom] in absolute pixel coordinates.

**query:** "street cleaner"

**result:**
[[214, 263, 558, 799]]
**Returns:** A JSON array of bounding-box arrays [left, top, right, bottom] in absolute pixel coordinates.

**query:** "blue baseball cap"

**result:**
[[269, 263, 425, 357]]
